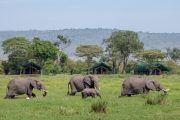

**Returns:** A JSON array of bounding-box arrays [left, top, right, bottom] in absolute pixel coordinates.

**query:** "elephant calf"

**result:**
[[67, 75, 99, 96], [121, 76, 168, 97], [4, 78, 48, 99], [81, 88, 101, 99]]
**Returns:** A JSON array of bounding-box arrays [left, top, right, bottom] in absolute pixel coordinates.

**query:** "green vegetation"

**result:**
[[76, 45, 103, 68], [0, 74, 180, 120], [91, 100, 107, 113], [145, 92, 168, 105], [104, 31, 144, 73]]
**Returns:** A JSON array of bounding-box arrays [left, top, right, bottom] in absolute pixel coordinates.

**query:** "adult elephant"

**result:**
[[120, 76, 168, 96], [67, 75, 99, 95], [4, 78, 48, 99]]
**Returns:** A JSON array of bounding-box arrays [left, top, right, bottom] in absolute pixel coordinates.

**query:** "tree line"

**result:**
[[0, 30, 180, 75]]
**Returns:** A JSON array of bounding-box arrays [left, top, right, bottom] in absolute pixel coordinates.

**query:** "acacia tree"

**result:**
[[76, 45, 103, 73], [166, 48, 180, 62], [104, 31, 144, 73], [138, 49, 166, 74], [2, 37, 30, 74]]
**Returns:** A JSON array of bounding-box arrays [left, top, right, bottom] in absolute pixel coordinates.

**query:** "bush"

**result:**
[[145, 92, 167, 105], [164, 60, 180, 74], [125, 60, 137, 74], [0, 61, 3, 74], [43, 60, 60, 75], [91, 100, 107, 113]]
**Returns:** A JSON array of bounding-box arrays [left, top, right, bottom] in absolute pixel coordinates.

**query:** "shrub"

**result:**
[[91, 100, 107, 113], [164, 60, 180, 74], [145, 92, 167, 105], [43, 60, 60, 75], [125, 60, 137, 74]]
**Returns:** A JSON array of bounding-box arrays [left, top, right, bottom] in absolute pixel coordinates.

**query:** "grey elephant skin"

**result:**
[[4, 78, 47, 99], [81, 88, 101, 98], [121, 76, 167, 96], [67, 75, 99, 95]]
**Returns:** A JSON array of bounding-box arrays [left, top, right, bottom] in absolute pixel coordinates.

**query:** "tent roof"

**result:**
[[90, 62, 112, 71]]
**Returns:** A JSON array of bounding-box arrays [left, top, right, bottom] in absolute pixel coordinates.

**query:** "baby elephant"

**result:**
[[81, 88, 101, 99]]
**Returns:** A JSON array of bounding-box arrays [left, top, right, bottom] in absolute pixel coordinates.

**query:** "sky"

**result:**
[[0, 0, 180, 32]]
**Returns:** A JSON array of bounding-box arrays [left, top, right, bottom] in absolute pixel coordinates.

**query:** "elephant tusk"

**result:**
[[26, 97, 30, 99], [162, 89, 170, 92]]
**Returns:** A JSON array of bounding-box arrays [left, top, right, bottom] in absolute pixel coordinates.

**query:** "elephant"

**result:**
[[120, 76, 168, 96], [4, 78, 48, 99], [81, 88, 101, 99], [67, 75, 99, 96]]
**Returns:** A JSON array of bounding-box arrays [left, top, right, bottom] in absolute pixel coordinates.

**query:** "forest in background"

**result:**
[[0, 28, 180, 59]]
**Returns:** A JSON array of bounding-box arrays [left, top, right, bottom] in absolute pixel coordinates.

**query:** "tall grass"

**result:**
[[91, 100, 107, 113], [145, 92, 168, 105]]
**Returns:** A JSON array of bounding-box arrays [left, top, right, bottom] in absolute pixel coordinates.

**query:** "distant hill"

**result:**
[[0, 29, 180, 59]]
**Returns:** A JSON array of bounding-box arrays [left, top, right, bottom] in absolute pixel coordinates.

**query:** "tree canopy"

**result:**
[[76, 45, 103, 72], [30, 38, 58, 68], [2, 37, 30, 74], [104, 31, 144, 73]]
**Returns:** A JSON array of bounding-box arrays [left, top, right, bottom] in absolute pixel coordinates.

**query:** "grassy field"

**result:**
[[0, 74, 180, 120]]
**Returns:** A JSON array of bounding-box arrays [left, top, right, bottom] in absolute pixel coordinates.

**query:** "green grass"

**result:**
[[0, 74, 180, 120]]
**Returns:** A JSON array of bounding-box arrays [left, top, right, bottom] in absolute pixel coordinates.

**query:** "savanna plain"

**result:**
[[0, 74, 180, 120]]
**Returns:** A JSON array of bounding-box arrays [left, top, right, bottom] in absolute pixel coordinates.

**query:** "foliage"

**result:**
[[125, 60, 137, 74], [30, 38, 58, 69], [67, 59, 88, 74], [104, 31, 144, 73], [138, 49, 166, 63], [0, 61, 3, 74], [55, 35, 71, 50], [58, 51, 68, 73], [137, 49, 166, 74], [166, 47, 180, 62], [91, 100, 108, 113], [76, 45, 103, 71], [145, 92, 168, 105], [164, 60, 180, 74], [43, 59, 60, 75], [2, 37, 30, 74]]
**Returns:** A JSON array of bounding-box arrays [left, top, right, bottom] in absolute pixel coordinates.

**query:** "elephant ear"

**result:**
[[30, 80, 38, 89], [83, 76, 93, 88], [146, 80, 156, 91]]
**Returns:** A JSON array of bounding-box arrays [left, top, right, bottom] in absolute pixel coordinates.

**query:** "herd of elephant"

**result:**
[[4, 75, 169, 99]]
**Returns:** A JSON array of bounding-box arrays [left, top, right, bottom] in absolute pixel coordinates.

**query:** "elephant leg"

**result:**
[[32, 92, 36, 97], [26, 89, 33, 98], [69, 83, 77, 96], [6, 91, 16, 99], [69, 92, 76, 96], [10, 95, 15, 99]]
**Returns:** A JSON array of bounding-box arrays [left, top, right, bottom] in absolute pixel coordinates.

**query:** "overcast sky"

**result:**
[[0, 0, 179, 32]]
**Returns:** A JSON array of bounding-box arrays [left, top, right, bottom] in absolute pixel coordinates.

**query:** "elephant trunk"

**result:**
[[41, 86, 48, 97], [159, 85, 169, 94], [161, 88, 169, 94], [94, 81, 99, 91]]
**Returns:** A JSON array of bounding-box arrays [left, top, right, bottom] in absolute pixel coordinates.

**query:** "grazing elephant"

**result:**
[[4, 78, 48, 99], [67, 75, 99, 96], [121, 76, 168, 96], [81, 88, 101, 99]]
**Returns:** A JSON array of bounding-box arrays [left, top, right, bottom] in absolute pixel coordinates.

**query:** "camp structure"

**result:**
[[89, 62, 112, 74], [134, 63, 169, 75]]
